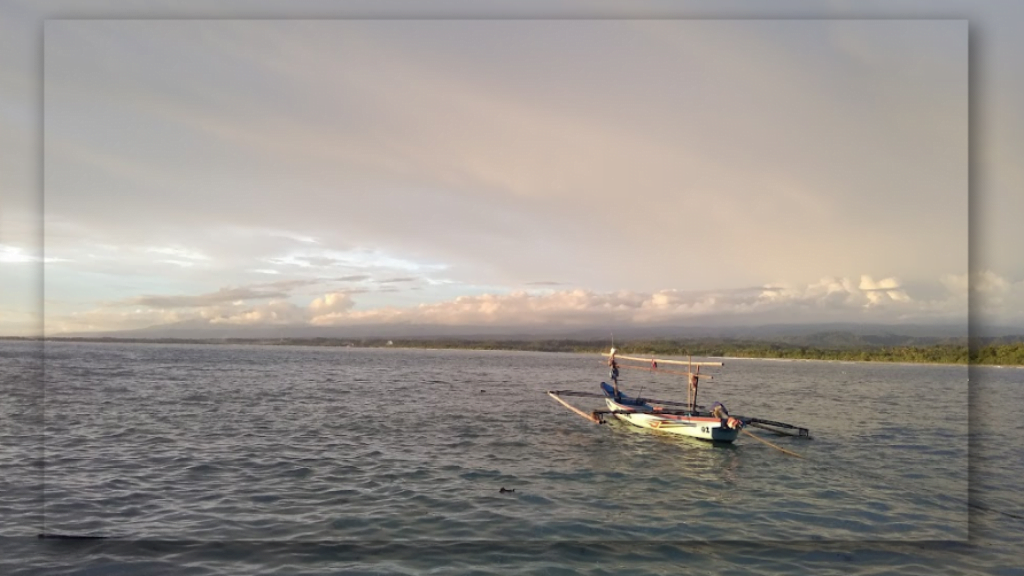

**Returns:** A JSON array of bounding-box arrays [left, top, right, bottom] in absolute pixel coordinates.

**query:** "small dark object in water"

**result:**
[[499, 487, 515, 493], [480, 390, 485, 393], [38, 533, 108, 540]]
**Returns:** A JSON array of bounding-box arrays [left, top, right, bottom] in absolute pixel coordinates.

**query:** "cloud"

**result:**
[[125, 286, 291, 309], [943, 270, 1024, 325], [256, 278, 327, 291], [309, 292, 355, 316], [269, 231, 319, 244], [0, 244, 38, 264], [971, 270, 1012, 298], [856, 275, 911, 304], [0, 244, 68, 264], [266, 255, 348, 268], [208, 299, 309, 325], [145, 245, 210, 261], [51, 306, 190, 334], [308, 274, 973, 328]]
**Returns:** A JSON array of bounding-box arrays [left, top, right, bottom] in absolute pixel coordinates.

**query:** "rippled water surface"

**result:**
[[2, 340, 1021, 574]]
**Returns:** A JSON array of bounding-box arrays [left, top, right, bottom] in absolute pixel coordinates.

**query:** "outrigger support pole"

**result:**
[[742, 417, 812, 439], [547, 391, 601, 424], [739, 429, 805, 458]]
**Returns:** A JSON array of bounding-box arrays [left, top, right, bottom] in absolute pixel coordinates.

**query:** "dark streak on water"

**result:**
[[1, 341, 1020, 574]]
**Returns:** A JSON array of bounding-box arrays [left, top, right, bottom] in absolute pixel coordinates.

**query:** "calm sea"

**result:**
[[1, 340, 1021, 574]]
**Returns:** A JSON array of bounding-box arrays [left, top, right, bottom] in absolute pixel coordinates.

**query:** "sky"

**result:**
[[1, 1, 1020, 337]]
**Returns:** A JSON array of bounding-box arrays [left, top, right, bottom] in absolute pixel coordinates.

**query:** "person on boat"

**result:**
[[711, 401, 744, 430], [688, 372, 699, 410], [608, 348, 621, 399]]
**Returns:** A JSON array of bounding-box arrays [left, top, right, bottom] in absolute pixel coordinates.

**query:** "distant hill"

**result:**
[[52, 319, 1011, 344]]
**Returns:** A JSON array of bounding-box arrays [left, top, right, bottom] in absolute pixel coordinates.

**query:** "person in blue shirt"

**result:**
[[608, 348, 621, 399]]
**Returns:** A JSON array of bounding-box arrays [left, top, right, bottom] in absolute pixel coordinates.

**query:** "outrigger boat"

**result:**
[[548, 348, 811, 454]]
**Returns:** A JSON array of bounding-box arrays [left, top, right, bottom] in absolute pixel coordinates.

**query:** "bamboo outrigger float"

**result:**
[[548, 348, 811, 456]]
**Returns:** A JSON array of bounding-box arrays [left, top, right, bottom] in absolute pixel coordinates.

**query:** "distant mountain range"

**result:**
[[51, 319, 1023, 344]]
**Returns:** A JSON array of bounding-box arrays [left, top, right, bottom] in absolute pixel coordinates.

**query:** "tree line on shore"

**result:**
[[365, 338, 1019, 365]]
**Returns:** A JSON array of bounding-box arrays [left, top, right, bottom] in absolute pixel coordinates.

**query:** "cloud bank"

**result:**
[[45, 272, 1019, 336]]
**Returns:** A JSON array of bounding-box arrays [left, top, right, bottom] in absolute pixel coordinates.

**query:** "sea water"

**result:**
[[1, 340, 1020, 574]]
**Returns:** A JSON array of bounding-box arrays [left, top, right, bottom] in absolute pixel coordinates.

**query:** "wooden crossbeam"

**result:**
[[607, 362, 714, 379], [548, 390, 706, 410], [602, 353, 724, 367]]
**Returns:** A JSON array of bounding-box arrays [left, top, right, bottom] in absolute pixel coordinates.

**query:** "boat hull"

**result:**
[[601, 383, 739, 442]]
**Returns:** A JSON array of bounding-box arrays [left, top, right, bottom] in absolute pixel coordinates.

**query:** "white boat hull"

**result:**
[[604, 398, 740, 442]]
